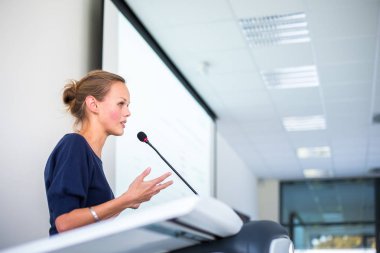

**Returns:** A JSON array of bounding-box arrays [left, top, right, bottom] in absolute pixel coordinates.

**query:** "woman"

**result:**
[[44, 70, 173, 235]]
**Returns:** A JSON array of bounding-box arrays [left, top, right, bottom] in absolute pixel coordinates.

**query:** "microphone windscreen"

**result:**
[[137, 131, 148, 142]]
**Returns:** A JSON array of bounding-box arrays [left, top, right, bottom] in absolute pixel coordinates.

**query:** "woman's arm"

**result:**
[[55, 168, 173, 233]]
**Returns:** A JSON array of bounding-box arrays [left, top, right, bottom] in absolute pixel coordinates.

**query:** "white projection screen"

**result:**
[[103, 1, 215, 214]]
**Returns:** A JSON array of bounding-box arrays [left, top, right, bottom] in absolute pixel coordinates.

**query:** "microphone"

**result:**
[[137, 131, 198, 195]]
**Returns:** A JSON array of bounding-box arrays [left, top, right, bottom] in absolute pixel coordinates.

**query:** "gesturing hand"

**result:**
[[122, 167, 173, 209]]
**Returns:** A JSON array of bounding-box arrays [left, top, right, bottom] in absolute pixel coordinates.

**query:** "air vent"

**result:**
[[239, 12, 310, 47], [261, 65, 319, 89]]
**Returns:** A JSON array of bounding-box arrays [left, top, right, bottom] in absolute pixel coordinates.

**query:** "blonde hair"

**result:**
[[62, 70, 125, 127]]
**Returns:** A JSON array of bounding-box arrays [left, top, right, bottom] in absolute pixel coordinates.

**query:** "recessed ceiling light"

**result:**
[[238, 12, 310, 47], [303, 168, 330, 178], [261, 65, 319, 89], [283, 115, 326, 131], [297, 146, 331, 159]]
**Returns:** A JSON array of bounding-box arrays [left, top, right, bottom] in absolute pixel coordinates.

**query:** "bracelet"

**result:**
[[89, 207, 100, 222]]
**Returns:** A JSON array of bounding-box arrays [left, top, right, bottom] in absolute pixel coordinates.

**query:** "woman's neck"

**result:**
[[78, 122, 107, 159]]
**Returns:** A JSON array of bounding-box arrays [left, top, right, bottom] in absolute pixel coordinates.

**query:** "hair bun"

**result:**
[[62, 80, 78, 107]]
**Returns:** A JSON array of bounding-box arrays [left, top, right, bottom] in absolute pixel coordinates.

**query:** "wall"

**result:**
[[258, 179, 280, 222], [0, 0, 103, 249], [216, 133, 259, 219]]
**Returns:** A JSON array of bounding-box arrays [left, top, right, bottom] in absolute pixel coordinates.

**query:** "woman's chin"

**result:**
[[109, 129, 124, 136], [115, 130, 124, 136]]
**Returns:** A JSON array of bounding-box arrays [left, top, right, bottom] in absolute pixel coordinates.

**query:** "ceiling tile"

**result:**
[[323, 82, 372, 103], [306, 0, 379, 9], [229, 0, 306, 18], [298, 158, 333, 170], [249, 133, 289, 144], [288, 131, 330, 147], [232, 142, 260, 157], [326, 99, 371, 118], [328, 126, 368, 140], [327, 113, 370, 132], [318, 62, 374, 84], [255, 143, 295, 157], [206, 72, 265, 92], [332, 146, 367, 157], [251, 43, 314, 69], [331, 138, 368, 150], [276, 103, 324, 118], [271, 87, 322, 107], [334, 155, 366, 170], [174, 49, 257, 77], [265, 159, 300, 172], [314, 36, 377, 64], [128, 0, 234, 27], [152, 21, 247, 53], [230, 104, 279, 122], [217, 89, 272, 108], [308, 5, 379, 39], [242, 119, 284, 136]]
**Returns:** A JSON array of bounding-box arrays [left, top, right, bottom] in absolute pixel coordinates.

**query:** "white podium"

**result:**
[[1, 196, 243, 253]]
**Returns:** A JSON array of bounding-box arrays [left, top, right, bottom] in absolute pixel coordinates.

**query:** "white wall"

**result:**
[[216, 133, 259, 219], [258, 179, 280, 222], [0, 0, 103, 249]]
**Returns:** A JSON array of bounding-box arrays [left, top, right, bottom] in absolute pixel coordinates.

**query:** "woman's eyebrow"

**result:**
[[119, 97, 130, 104]]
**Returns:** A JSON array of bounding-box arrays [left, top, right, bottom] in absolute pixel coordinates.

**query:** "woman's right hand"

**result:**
[[55, 168, 172, 233], [121, 167, 173, 209]]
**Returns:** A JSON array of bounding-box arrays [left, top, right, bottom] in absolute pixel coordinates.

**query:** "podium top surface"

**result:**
[[1, 196, 243, 253]]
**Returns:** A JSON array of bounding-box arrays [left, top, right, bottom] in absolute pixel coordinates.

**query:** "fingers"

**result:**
[[137, 167, 151, 180], [150, 172, 172, 185], [157, 180, 173, 191], [151, 181, 173, 196]]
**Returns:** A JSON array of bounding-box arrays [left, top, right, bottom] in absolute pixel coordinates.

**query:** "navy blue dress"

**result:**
[[44, 133, 114, 235]]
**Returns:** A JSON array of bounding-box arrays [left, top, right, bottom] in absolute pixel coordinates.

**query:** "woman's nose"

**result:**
[[124, 107, 131, 117]]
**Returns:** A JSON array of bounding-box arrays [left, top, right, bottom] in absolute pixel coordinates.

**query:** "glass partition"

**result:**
[[281, 179, 376, 252]]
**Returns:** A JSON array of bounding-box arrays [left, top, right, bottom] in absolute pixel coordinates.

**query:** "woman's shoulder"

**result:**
[[57, 133, 100, 162], [61, 133, 86, 142], [55, 133, 88, 151], [56, 133, 84, 144]]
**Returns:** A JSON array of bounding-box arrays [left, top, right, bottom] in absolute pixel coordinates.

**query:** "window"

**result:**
[[281, 179, 376, 253]]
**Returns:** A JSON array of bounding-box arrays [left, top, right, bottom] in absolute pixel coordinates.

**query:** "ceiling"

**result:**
[[123, 0, 380, 180]]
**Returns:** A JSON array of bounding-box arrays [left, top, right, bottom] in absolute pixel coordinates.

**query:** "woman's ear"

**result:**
[[84, 96, 99, 114]]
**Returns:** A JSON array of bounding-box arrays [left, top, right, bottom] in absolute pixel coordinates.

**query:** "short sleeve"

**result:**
[[45, 135, 93, 221]]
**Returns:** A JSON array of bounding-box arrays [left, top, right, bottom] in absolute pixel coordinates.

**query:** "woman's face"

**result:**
[[98, 81, 131, 136]]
